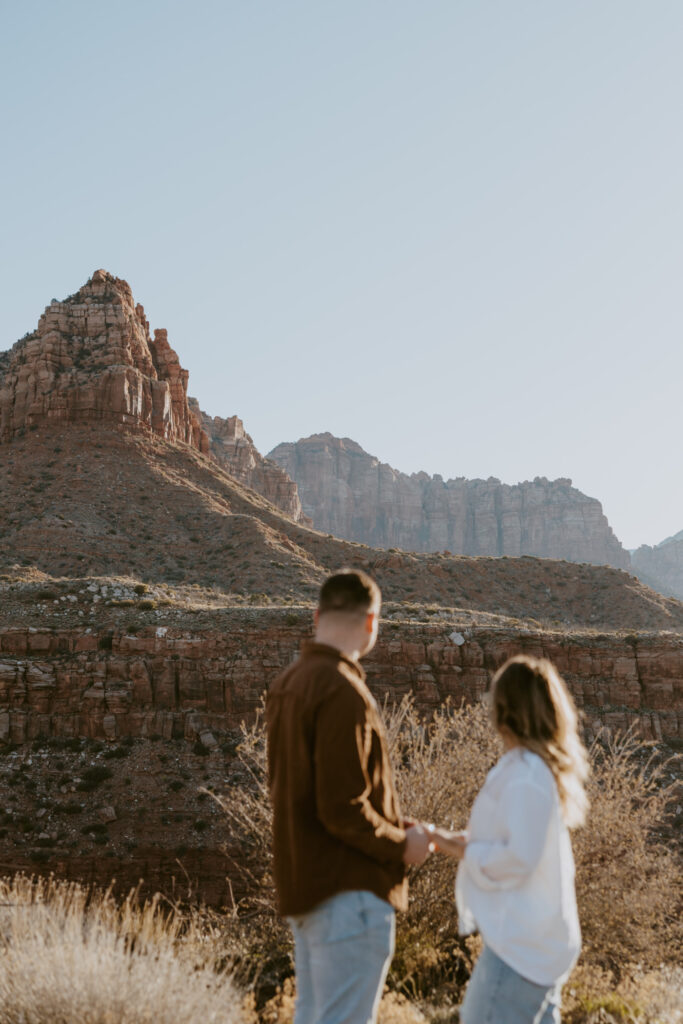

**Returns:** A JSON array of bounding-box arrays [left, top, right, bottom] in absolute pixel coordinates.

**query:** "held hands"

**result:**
[[430, 827, 468, 860], [402, 823, 433, 866], [402, 821, 469, 865]]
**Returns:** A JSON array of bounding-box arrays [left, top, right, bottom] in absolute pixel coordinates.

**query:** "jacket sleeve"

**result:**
[[464, 779, 553, 891], [314, 680, 406, 865]]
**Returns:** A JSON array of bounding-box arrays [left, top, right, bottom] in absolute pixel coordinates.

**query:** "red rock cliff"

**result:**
[[0, 616, 679, 744], [0, 270, 209, 452], [269, 433, 630, 568], [188, 400, 308, 524]]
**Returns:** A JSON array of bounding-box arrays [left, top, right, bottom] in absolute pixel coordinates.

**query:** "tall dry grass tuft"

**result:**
[[0, 875, 243, 1024], [215, 696, 681, 1016]]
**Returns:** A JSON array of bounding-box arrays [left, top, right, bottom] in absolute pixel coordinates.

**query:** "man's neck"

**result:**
[[313, 626, 362, 663]]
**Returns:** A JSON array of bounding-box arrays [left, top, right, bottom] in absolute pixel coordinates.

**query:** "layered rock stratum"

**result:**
[[0, 615, 680, 746], [268, 433, 630, 568], [632, 531, 683, 601]]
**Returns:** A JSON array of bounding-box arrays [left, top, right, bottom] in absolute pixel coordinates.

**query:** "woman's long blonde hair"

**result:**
[[491, 655, 589, 828]]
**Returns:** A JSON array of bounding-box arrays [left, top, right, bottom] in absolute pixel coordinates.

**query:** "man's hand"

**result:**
[[431, 827, 468, 860], [403, 824, 432, 866]]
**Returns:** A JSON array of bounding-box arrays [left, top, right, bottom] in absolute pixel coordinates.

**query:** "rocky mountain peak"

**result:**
[[0, 270, 208, 452], [0, 271, 309, 524]]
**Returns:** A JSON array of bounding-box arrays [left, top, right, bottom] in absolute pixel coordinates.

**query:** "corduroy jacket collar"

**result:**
[[299, 639, 366, 680]]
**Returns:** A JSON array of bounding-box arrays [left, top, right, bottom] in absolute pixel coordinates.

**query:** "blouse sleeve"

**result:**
[[463, 778, 553, 891]]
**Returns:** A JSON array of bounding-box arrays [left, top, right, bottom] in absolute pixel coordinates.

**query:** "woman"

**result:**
[[433, 655, 589, 1024]]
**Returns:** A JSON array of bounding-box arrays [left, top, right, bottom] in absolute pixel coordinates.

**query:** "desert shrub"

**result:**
[[103, 744, 129, 759], [76, 765, 113, 791], [573, 731, 682, 972], [0, 876, 243, 1024], [80, 822, 108, 835], [213, 698, 682, 1012], [55, 800, 82, 815]]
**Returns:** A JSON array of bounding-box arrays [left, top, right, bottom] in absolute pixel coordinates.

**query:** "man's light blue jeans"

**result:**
[[288, 890, 395, 1024]]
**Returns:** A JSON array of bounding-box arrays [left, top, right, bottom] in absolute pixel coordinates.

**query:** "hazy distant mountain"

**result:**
[[268, 433, 630, 569], [632, 531, 683, 601]]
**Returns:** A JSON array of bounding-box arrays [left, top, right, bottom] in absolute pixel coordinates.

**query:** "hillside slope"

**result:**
[[1, 425, 682, 632]]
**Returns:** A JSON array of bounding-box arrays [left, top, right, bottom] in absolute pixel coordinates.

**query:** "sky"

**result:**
[[1, 0, 681, 550]]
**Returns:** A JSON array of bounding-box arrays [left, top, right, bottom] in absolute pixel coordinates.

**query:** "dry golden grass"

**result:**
[[0, 875, 243, 1024]]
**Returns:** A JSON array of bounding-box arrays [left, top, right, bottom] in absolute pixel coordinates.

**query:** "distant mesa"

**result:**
[[632, 531, 683, 601], [0, 270, 307, 523], [268, 433, 631, 570]]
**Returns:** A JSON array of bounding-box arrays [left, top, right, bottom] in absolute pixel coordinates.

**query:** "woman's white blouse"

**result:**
[[456, 747, 581, 986]]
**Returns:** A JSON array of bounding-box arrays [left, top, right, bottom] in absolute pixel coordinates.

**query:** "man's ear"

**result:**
[[313, 609, 319, 628], [365, 611, 376, 634]]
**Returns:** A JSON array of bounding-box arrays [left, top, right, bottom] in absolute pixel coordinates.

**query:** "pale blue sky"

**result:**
[[2, 1, 681, 549]]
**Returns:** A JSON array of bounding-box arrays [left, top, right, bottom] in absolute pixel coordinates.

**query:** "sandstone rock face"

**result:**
[[269, 433, 630, 568], [0, 617, 680, 742], [0, 270, 209, 452], [189, 400, 308, 523], [632, 531, 683, 601]]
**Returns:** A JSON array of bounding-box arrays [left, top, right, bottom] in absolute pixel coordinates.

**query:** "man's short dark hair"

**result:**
[[318, 569, 381, 616]]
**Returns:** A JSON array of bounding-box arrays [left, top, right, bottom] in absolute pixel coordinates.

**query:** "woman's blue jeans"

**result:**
[[460, 945, 562, 1024], [288, 890, 395, 1024]]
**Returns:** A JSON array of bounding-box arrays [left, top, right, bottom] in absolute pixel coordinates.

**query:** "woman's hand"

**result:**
[[431, 827, 468, 860]]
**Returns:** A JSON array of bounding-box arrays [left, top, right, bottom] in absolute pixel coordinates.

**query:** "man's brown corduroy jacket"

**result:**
[[266, 641, 408, 916]]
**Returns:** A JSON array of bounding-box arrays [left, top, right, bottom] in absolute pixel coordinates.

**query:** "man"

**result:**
[[267, 569, 432, 1024]]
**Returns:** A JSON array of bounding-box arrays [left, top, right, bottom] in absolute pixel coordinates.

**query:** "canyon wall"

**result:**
[[632, 531, 683, 601], [1, 615, 680, 745], [269, 434, 630, 568]]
